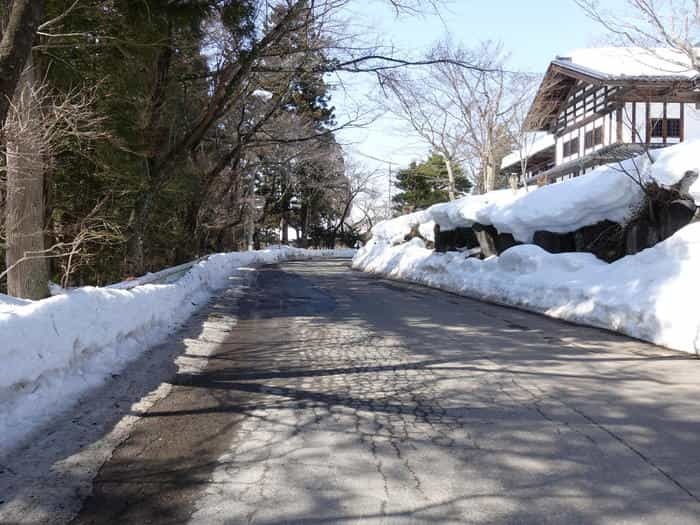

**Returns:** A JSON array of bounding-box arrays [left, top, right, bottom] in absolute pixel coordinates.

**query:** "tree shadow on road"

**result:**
[[4, 260, 700, 524]]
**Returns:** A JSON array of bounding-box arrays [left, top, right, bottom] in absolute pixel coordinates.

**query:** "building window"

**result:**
[[650, 118, 681, 138], [584, 127, 604, 148], [594, 126, 603, 145], [563, 137, 579, 157], [667, 118, 681, 138], [650, 118, 664, 138]]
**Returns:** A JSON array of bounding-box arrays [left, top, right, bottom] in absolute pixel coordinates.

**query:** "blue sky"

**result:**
[[334, 0, 623, 176]]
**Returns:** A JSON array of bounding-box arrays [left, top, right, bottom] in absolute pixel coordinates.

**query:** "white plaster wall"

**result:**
[[621, 102, 634, 142], [635, 102, 647, 142], [555, 136, 563, 164], [685, 103, 700, 141]]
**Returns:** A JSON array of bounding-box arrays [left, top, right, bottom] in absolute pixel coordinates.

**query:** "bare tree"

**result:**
[[327, 159, 379, 246], [348, 170, 390, 235], [431, 40, 523, 192], [381, 68, 468, 200], [507, 72, 560, 188], [575, 0, 700, 73]]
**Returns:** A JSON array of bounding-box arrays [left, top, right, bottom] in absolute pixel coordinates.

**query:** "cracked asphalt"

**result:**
[[72, 259, 700, 524]]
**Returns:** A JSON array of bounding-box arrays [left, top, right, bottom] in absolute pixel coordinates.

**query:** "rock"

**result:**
[[669, 170, 699, 195], [532, 230, 576, 254], [495, 232, 521, 254], [625, 219, 660, 255], [434, 224, 445, 252], [471, 223, 520, 256], [472, 223, 498, 258], [574, 220, 624, 262], [402, 224, 433, 248], [454, 227, 479, 250], [659, 199, 696, 240], [434, 225, 456, 252], [435, 225, 479, 253], [404, 224, 420, 243]]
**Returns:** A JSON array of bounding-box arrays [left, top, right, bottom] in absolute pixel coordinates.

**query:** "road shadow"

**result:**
[[77, 261, 700, 524], [4, 259, 700, 524]]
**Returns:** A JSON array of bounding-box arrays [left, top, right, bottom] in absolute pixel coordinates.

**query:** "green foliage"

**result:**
[[28, 0, 251, 283], [1, 0, 353, 289], [392, 154, 471, 214]]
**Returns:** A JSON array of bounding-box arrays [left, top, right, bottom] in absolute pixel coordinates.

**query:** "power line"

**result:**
[[352, 149, 399, 166]]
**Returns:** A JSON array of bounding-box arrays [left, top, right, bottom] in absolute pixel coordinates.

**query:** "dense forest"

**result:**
[[0, 0, 552, 300], [1, 0, 413, 298]]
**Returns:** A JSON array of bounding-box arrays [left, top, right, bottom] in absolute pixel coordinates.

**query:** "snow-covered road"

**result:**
[[6, 259, 700, 524]]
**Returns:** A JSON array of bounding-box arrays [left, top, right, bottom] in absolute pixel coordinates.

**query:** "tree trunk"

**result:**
[[124, 182, 154, 276], [0, 0, 43, 130], [281, 211, 289, 244], [443, 155, 457, 201], [5, 58, 49, 299], [484, 152, 496, 192], [125, 220, 145, 276]]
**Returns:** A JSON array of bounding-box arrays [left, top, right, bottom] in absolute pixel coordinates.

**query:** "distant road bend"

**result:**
[[25, 259, 700, 523]]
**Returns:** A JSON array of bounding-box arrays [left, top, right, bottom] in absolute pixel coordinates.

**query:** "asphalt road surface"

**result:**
[[72, 259, 700, 524]]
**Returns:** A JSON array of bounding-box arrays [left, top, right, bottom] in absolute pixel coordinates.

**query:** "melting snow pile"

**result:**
[[0, 247, 355, 452], [354, 141, 700, 354]]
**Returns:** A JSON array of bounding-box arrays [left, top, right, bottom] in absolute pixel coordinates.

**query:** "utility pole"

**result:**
[[246, 171, 255, 251]]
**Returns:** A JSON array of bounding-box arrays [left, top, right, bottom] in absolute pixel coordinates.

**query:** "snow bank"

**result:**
[[354, 221, 700, 355], [0, 247, 355, 452], [373, 141, 700, 245], [356, 141, 700, 355]]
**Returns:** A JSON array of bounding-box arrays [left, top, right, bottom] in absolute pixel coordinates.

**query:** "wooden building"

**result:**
[[501, 48, 700, 184]]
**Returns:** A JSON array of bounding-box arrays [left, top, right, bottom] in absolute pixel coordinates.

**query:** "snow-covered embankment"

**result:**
[[354, 141, 700, 355], [0, 247, 354, 452]]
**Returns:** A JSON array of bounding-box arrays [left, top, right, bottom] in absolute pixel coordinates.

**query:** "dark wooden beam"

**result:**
[[662, 102, 667, 144], [645, 101, 651, 144]]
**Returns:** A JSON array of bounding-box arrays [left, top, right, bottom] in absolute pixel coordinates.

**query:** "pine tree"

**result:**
[[392, 154, 471, 214]]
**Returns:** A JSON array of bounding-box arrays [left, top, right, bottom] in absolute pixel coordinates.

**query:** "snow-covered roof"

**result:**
[[527, 47, 700, 132], [554, 47, 699, 81], [501, 132, 555, 170]]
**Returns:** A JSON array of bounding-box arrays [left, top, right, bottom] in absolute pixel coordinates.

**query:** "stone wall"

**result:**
[[434, 175, 698, 262]]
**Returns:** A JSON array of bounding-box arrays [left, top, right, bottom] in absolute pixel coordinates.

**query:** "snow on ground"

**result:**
[[374, 141, 700, 245], [354, 227, 700, 355], [0, 247, 355, 453], [355, 141, 700, 355]]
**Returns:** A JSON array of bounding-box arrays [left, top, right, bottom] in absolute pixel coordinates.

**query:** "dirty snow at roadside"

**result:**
[[0, 247, 355, 453]]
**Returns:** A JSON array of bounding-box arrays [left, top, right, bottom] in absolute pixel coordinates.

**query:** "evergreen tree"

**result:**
[[392, 154, 471, 214]]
